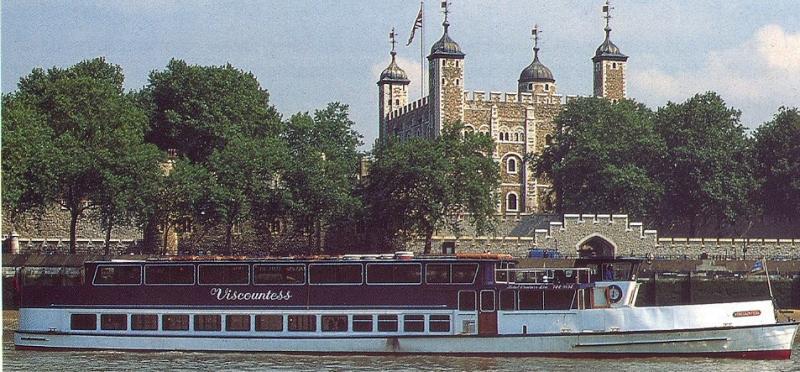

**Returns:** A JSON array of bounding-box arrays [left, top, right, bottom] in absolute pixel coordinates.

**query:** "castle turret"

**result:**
[[518, 25, 557, 96], [592, 0, 628, 101], [428, 1, 464, 136], [378, 28, 410, 141]]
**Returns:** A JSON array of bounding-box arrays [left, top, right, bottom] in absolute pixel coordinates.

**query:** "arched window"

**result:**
[[545, 134, 553, 146], [507, 157, 517, 174], [395, 99, 400, 105], [544, 84, 549, 91], [506, 193, 519, 212]]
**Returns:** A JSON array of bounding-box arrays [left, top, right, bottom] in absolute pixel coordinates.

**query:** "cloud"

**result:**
[[630, 24, 800, 128], [756, 24, 800, 72]]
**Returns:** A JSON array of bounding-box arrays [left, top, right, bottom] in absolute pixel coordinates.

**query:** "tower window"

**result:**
[[456, 61, 459, 67], [395, 99, 400, 105], [528, 83, 533, 90], [506, 193, 519, 212], [612, 63, 617, 69], [455, 79, 460, 86], [442, 78, 445, 85], [507, 157, 518, 174], [544, 84, 549, 91]]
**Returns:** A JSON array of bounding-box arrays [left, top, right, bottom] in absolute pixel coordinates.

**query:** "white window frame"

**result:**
[[506, 192, 519, 212]]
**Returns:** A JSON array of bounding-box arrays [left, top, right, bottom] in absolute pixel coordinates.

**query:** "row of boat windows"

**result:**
[[70, 313, 452, 333], [457, 289, 578, 311], [92, 263, 479, 286]]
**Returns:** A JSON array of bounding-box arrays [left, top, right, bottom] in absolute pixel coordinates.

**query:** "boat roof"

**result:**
[[85, 252, 515, 264]]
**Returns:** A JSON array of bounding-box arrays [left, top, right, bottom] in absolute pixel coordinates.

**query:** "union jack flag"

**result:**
[[406, 4, 423, 46]]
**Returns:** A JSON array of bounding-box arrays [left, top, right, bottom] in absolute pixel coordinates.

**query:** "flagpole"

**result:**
[[420, 0, 425, 99], [762, 257, 774, 301]]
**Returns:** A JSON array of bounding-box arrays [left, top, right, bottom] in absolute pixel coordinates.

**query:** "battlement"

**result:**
[[389, 96, 429, 119], [463, 90, 564, 105]]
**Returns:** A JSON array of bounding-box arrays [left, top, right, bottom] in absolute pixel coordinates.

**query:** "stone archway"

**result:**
[[576, 233, 617, 258]]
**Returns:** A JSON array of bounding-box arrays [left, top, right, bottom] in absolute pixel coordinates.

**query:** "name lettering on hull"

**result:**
[[210, 288, 292, 301]]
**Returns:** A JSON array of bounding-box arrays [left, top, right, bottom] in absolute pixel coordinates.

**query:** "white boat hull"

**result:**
[[16, 322, 797, 359]]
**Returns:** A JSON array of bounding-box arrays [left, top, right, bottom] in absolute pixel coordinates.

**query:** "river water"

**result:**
[[3, 311, 798, 371]]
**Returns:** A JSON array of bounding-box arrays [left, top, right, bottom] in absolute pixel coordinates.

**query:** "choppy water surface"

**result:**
[[3, 312, 798, 371]]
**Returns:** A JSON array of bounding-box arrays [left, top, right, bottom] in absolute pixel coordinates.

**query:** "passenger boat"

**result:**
[[14, 252, 798, 359]]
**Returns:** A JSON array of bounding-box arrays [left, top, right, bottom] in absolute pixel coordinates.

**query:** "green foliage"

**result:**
[[3, 57, 161, 253], [752, 107, 800, 218], [655, 92, 754, 231], [366, 123, 499, 253], [533, 98, 664, 220], [1, 93, 56, 222], [143, 59, 281, 163], [283, 103, 363, 251]]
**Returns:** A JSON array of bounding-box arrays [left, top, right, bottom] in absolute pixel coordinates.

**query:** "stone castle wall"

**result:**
[[405, 213, 800, 259], [3, 205, 142, 254]]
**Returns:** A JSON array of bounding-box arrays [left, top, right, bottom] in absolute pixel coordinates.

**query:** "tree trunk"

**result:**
[[162, 222, 170, 256], [423, 229, 433, 255], [225, 223, 233, 256], [103, 218, 114, 257], [314, 219, 322, 253], [69, 210, 79, 254]]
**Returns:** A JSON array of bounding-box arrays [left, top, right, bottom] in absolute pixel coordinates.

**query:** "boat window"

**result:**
[[544, 289, 575, 310], [403, 315, 425, 332], [518, 289, 544, 310], [22, 267, 83, 286], [321, 315, 348, 332], [226, 315, 251, 331], [495, 262, 516, 283], [452, 264, 478, 284], [366, 263, 422, 284], [425, 264, 451, 283], [352, 315, 373, 332], [93, 265, 141, 285], [194, 315, 221, 331], [131, 314, 158, 330], [162, 314, 189, 331], [480, 290, 496, 312], [499, 290, 516, 310], [100, 314, 127, 330], [198, 264, 249, 285], [288, 315, 317, 332], [253, 264, 305, 285], [429, 315, 450, 332], [377, 315, 398, 332], [144, 265, 195, 285], [70, 314, 96, 330], [255, 315, 283, 331], [308, 264, 362, 285], [458, 291, 476, 311]]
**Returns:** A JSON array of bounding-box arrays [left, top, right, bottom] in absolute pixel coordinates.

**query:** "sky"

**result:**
[[3, 1, 799, 149]]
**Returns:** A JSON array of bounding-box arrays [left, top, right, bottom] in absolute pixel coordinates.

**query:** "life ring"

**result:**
[[605, 285, 623, 304]]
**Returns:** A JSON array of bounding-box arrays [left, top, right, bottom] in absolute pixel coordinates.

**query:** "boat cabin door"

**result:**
[[478, 290, 498, 335]]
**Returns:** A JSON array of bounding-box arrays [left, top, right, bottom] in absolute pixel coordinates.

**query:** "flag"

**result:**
[[406, 4, 423, 46], [750, 259, 764, 273]]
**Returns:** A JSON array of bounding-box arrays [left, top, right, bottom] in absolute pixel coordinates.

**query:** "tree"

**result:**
[[1, 94, 56, 226], [4, 58, 157, 253], [144, 59, 281, 163], [532, 98, 664, 220], [752, 107, 800, 218], [283, 103, 363, 251], [205, 135, 289, 254], [93, 134, 164, 255], [141, 59, 286, 254], [655, 92, 754, 233], [366, 123, 499, 254]]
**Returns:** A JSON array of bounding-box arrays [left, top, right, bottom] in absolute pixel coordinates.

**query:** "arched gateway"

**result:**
[[576, 233, 617, 258]]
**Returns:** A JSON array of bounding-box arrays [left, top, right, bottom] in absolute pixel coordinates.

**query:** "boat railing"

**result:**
[[495, 267, 593, 285]]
